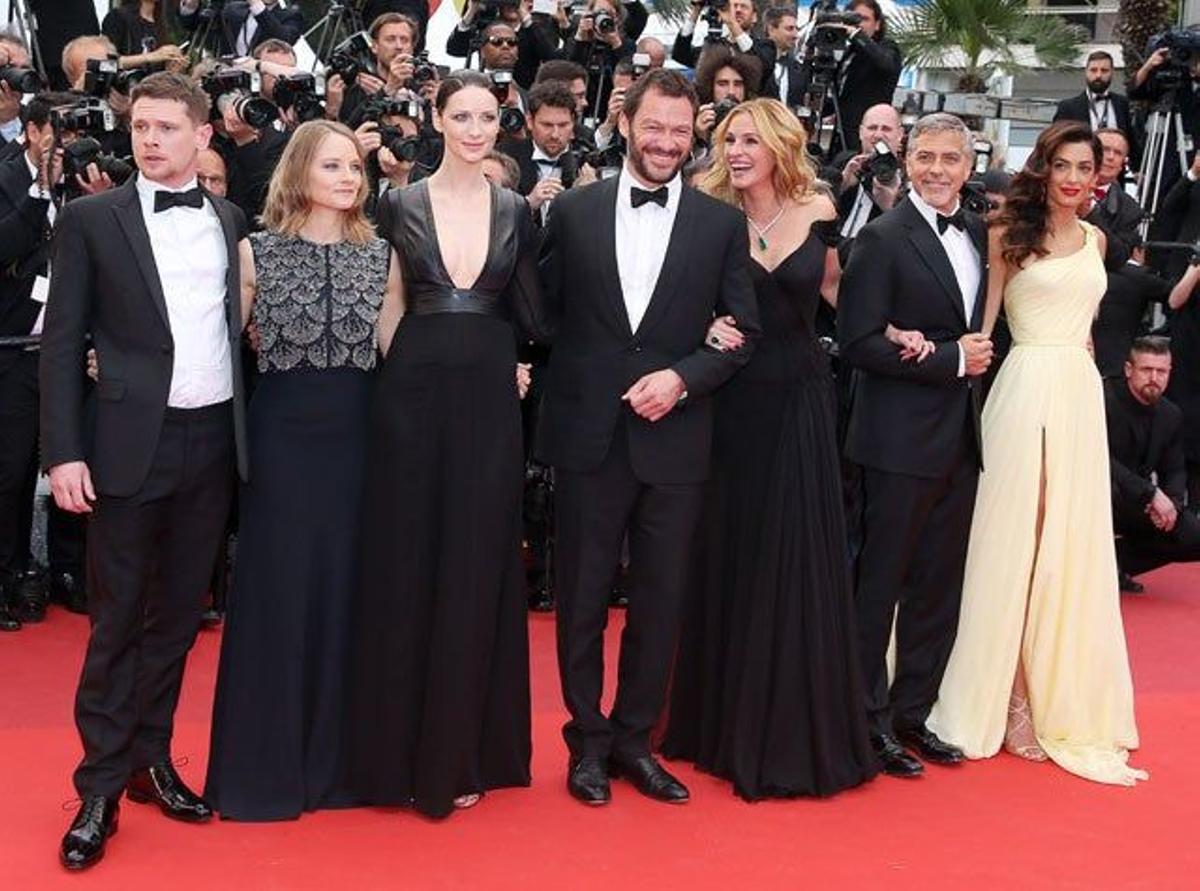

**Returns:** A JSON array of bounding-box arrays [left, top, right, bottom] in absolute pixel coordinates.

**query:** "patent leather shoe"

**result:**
[[567, 756, 611, 805], [897, 726, 965, 765], [871, 734, 924, 778], [527, 586, 554, 613], [126, 761, 213, 822], [60, 796, 119, 871], [0, 600, 19, 632], [49, 571, 88, 614], [609, 752, 689, 803], [1119, 571, 1144, 594], [14, 569, 48, 623]]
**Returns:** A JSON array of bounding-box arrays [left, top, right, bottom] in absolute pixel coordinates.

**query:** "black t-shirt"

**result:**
[[102, 8, 161, 56]]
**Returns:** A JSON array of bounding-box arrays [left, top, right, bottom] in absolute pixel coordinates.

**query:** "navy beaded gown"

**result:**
[[345, 180, 550, 819], [205, 232, 390, 821], [662, 221, 878, 800]]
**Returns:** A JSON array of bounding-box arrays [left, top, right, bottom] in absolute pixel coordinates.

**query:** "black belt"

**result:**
[[407, 288, 509, 321]]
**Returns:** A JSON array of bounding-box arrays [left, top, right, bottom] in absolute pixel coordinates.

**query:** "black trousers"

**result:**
[[1114, 497, 1200, 578], [554, 418, 703, 761], [73, 402, 234, 799], [855, 452, 978, 737], [0, 351, 39, 577]]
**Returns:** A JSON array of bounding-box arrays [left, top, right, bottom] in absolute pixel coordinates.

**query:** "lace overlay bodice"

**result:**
[[250, 232, 390, 374]]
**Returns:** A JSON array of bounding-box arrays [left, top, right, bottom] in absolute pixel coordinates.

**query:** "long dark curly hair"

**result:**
[[999, 121, 1101, 268]]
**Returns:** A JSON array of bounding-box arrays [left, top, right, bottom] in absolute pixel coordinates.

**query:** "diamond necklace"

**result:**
[[746, 203, 787, 251]]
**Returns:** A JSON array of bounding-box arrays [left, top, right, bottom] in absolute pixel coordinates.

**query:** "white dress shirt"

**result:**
[[840, 183, 874, 238], [23, 149, 53, 336], [614, 164, 682, 333], [908, 190, 981, 376], [135, 174, 233, 408]]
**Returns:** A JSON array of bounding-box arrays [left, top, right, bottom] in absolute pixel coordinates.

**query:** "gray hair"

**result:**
[[909, 112, 973, 156]]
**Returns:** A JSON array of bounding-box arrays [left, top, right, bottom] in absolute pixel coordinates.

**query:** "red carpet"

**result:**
[[2, 564, 1197, 889]]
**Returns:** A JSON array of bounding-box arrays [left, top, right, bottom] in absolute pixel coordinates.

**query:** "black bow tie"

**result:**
[[936, 209, 966, 234], [153, 187, 205, 213], [536, 155, 561, 168], [630, 185, 668, 209]]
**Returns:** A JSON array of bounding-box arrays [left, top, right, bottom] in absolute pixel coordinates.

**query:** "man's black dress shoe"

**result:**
[[199, 608, 223, 628], [14, 569, 48, 623], [1119, 571, 1144, 594], [609, 753, 689, 803], [527, 586, 554, 612], [0, 601, 20, 632], [126, 761, 214, 822], [567, 757, 611, 805], [871, 734, 924, 778], [49, 571, 88, 615], [60, 796, 119, 870], [897, 726, 965, 765]]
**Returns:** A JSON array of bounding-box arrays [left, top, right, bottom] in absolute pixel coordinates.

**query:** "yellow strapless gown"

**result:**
[[927, 222, 1148, 785]]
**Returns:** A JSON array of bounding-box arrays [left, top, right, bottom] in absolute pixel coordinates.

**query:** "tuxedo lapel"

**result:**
[[635, 186, 697, 337], [900, 199, 967, 328], [207, 191, 243, 333], [110, 179, 170, 333], [596, 177, 633, 339]]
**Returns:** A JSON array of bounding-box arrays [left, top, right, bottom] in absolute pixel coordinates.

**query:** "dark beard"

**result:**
[[1087, 79, 1111, 97], [627, 138, 686, 186]]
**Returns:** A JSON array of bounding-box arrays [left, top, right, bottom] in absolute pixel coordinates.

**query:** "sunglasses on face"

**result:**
[[487, 37, 519, 48]]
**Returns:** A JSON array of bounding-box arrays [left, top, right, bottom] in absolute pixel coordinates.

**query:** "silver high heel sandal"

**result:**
[[1004, 694, 1048, 762]]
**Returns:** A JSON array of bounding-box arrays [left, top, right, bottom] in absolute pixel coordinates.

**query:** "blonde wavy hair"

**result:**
[[260, 120, 375, 243], [699, 98, 819, 208]]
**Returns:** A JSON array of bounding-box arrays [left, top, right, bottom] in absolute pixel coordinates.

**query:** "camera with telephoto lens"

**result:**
[[329, 32, 374, 88], [960, 180, 990, 217], [861, 139, 899, 186], [359, 95, 427, 161], [273, 73, 325, 123], [593, 9, 617, 35], [1146, 28, 1200, 94], [0, 64, 41, 93], [201, 66, 278, 129], [50, 98, 115, 137], [700, 0, 728, 34], [489, 71, 525, 134]]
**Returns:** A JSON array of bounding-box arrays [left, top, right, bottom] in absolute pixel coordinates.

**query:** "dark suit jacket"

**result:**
[[180, 0, 304, 54], [0, 149, 52, 369], [833, 35, 902, 153], [1093, 264, 1170, 379], [1086, 184, 1144, 271], [446, 16, 563, 89], [536, 176, 760, 484], [1105, 377, 1187, 510], [1054, 91, 1133, 133], [838, 197, 987, 478], [1161, 173, 1200, 279], [499, 137, 541, 197], [39, 179, 250, 496]]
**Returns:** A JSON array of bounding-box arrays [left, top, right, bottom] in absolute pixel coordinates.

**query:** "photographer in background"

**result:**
[[567, 0, 635, 118], [102, 1, 169, 56], [0, 36, 33, 155], [764, 6, 806, 107], [1085, 127, 1142, 271], [534, 59, 596, 142], [333, 12, 422, 125], [499, 80, 595, 219], [835, 103, 903, 241], [692, 44, 759, 146], [0, 92, 105, 628], [674, 0, 774, 96], [178, 0, 304, 57], [830, 0, 901, 154], [362, 0, 433, 51], [1129, 38, 1200, 218], [449, 0, 563, 88]]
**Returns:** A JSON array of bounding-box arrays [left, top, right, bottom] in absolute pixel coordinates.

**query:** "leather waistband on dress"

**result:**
[[407, 288, 509, 320]]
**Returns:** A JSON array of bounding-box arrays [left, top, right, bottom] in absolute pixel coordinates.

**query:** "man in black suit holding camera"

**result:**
[[40, 73, 248, 871]]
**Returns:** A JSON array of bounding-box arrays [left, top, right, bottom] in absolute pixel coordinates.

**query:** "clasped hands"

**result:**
[[885, 326, 994, 376]]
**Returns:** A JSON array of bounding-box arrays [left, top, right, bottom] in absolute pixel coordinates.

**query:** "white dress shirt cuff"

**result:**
[[180, 0, 200, 13], [735, 33, 753, 53], [1187, 169, 1199, 183], [249, 0, 266, 15], [680, 22, 695, 38], [956, 342, 966, 378], [27, 180, 50, 202]]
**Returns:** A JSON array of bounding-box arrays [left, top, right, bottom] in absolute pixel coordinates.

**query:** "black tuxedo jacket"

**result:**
[[1105, 377, 1187, 509], [0, 150, 52, 373], [536, 176, 760, 484], [1093, 263, 1170, 379], [833, 35, 902, 152], [499, 137, 541, 197], [180, 1, 304, 54], [838, 197, 987, 478], [39, 179, 250, 496], [1161, 174, 1200, 279], [1086, 184, 1144, 270], [1054, 91, 1133, 133]]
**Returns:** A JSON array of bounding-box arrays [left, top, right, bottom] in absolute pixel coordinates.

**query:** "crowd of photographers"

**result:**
[[1, 2, 1199, 625]]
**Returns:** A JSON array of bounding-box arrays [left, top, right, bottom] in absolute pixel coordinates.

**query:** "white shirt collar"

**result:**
[[617, 162, 682, 212], [909, 188, 961, 233], [23, 148, 38, 183]]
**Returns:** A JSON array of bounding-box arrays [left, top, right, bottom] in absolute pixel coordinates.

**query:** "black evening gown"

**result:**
[[661, 223, 878, 800], [205, 232, 391, 821], [346, 180, 548, 819]]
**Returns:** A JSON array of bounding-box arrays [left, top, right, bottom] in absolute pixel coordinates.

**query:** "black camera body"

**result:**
[[1147, 28, 1200, 94], [62, 137, 134, 187], [862, 139, 899, 186], [360, 95, 428, 162], [50, 98, 115, 137], [0, 64, 41, 94], [201, 67, 279, 129], [329, 32, 374, 88], [712, 97, 739, 131], [960, 180, 991, 217], [273, 73, 325, 123], [489, 70, 525, 134], [409, 51, 438, 88]]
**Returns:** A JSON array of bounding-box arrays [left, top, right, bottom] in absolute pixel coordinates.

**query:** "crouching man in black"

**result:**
[[1106, 336, 1200, 592]]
